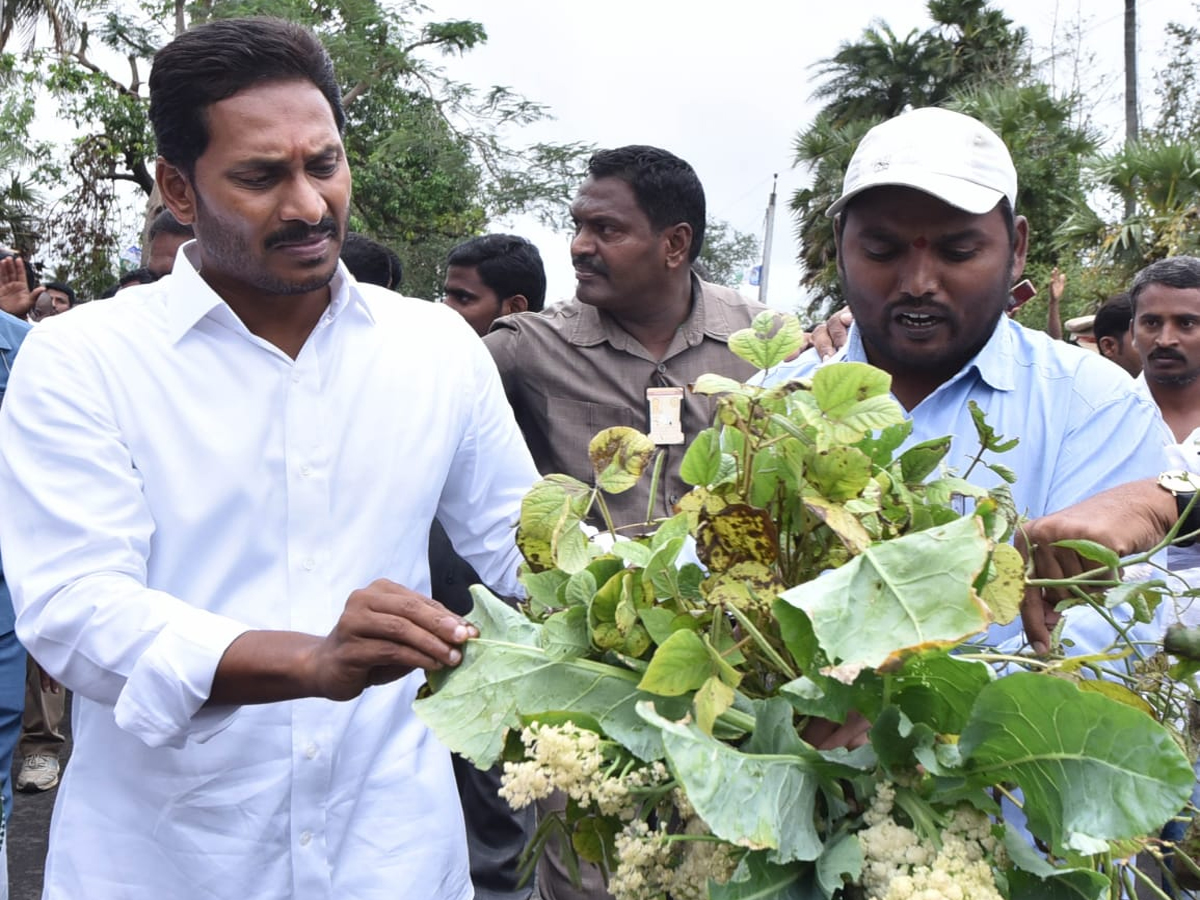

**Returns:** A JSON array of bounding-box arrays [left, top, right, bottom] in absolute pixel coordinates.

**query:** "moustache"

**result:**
[[887, 297, 952, 317], [265, 219, 340, 250], [1149, 349, 1187, 363], [572, 255, 608, 278]]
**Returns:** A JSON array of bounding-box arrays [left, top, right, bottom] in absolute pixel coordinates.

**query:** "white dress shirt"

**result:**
[[0, 247, 537, 899]]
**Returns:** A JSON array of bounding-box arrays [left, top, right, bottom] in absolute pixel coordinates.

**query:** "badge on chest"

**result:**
[[646, 386, 685, 445]]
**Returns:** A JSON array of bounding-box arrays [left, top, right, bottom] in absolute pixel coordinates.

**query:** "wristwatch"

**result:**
[[1158, 469, 1200, 547]]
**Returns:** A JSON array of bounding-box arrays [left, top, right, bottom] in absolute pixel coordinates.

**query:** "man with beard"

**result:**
[[0, 18, 537, 900], [761, 107, 1169, 650], [484, 145, 769, 531], [1132, 257, 1200, 443]]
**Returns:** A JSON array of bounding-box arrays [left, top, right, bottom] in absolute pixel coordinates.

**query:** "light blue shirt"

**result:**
[[761, 315, 1173, 648]]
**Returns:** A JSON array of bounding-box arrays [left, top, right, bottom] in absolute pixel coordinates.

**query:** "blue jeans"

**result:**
[[0, 629, 26, 825]]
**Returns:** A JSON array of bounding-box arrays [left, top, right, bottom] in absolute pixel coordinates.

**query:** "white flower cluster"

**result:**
[[497, 721, 669, 816], [859, 782, 1003, 900], [608, 817, 737, 900]]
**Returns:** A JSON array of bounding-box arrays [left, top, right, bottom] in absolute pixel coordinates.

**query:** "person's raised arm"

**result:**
[[1016, 478, 1176, 654]]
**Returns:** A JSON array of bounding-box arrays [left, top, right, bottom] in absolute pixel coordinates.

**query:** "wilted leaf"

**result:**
[[803, 495, 873, 555], [696, 503, 780, 573], [960, 673, 1194, 855], [589, 427, 657, 494], [778, 516, 992, 669], [638, 702, 825, 863], [1051, 539, 1121, 572]]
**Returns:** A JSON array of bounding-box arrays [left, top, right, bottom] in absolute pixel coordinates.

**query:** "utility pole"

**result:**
[[1124, 0, 1138, 219], [759, 175, 777, 306]]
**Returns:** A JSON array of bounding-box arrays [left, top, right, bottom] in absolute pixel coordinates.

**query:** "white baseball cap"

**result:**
[[826, 107, 1018, 218]]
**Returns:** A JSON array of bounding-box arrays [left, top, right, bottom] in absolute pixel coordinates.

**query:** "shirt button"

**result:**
[[303, 557, 316, 571], [300, 464, 312, 477], [656, 363, 667, 373], [668, 494, 680, 506], [305, 743, 319, 760], [292, 373, 301, 384], [299, 831, 312, 847]]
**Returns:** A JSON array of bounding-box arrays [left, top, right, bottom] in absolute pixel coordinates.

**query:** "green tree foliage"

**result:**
[[698, 218, 759, 289], [789, 0, 1098, 323], [9, 0, 588, 299]]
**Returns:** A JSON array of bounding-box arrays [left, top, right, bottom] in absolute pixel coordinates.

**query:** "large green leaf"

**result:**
[[637, 629, 711, 696], [638, 702, 824, 863], [778, 516, 992, 669], [415, 589, 685, 766], [959, 673, 1194, 854]]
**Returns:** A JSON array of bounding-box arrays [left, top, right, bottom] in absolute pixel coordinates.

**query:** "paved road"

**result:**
[[7, 698, 68, 900]]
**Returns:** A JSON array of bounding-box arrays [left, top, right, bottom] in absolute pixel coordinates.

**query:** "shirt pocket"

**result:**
[[542, 397, 638, 480]]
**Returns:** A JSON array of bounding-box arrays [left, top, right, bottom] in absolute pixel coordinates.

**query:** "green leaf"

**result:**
[[898, 436, 952, 484], [693, 373, 747, 396], [778, 516, 992, 669], [891, 650, 993, 734], [638, 702, 825, 863], [806, 446, 873, 502], [563, 570, 597, 610], [729, 310, 806, 371], [542, 606, 591, 660], [588, 427, 656, 495], [638, 606, 677, 645], [611, 540, 652, 567], [809, 363, 906, 443], [644, 536, 686, 599], [1050, 539, 1121, 571], [815, 833, 862, 898], [959, 673, 1194, 854], [709, 853, 817, 900], [517, 474, 592, 571], [416, 588, 687, 765], [1003, 826, 1107, 900], [680, 428, 723, 486], [522, 568, 570, 613], [637, 629, 712, 696], [870, 705, 936, 778]]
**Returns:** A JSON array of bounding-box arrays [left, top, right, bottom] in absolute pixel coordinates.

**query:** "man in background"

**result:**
[[485, 145, 769, 532], [443, 234, 546, 336], [1094, 293, 1141, 376], [143, 208, 194, 278]]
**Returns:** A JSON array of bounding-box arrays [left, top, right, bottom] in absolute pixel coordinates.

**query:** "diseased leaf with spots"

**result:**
[[695, 503, 780, 573], [980, 543, 1025, 625], [588, 427, 657, 494]]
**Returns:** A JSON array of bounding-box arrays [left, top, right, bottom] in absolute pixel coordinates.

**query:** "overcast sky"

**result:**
[[417, 0, 1192, 311]]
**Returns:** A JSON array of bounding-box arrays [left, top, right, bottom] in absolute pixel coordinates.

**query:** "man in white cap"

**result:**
[[763, 106, 1170, 652]]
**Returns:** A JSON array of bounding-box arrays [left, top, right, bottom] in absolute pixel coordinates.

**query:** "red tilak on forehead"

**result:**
[[911, 236, 928, 248]]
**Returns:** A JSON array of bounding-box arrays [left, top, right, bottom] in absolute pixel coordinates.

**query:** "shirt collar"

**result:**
[[565, 274, 714, 351], [843, 315, 1016, 393], [164, 241, 371, 345]]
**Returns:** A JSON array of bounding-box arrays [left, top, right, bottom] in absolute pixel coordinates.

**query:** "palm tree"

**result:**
[[0, 0, 77, 52]]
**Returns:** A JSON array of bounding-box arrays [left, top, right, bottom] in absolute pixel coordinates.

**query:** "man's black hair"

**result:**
[[446, 234, 546, 312], [1130, 256, 1200, 315], [147, 208, 195, 241], [586, 146, 706, 262], [341, 233, 403, 292], [43, 281, 77, 307], [148, 17, 345, 180], [1093, 294, 1133, 342]]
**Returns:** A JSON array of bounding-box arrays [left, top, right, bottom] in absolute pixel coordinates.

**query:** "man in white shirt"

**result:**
[[0, 17, 537, 900]]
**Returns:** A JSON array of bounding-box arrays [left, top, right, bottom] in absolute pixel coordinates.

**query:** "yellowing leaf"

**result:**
[[696, 503, 779, 573], [517, 474, 593, 571], [728, 311, 806, 370], [589, 427, 657, 494], [694, 676, 735, 735], [980, 542, 1024, 625], [803, 495, 872, 555]]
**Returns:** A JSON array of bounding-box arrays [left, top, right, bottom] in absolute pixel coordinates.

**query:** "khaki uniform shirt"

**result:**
[[484, 278, 769, 530]]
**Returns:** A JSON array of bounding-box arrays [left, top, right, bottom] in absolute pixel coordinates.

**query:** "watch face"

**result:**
[[1159, 470, 1200, 494]]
